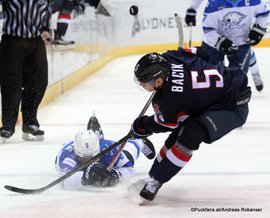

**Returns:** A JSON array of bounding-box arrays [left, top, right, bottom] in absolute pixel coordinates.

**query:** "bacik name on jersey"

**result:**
[[171, 63, 184, 92]]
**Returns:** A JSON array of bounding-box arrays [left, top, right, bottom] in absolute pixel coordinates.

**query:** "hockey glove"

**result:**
[[216, 36, 239, 55], [236, 86, 252, 106], [246, 24, 267, 46], [194, 47, 209, 61], [185, 8, 196, 26], [82, 162, 122, 187], [131, 116, 153, 139]]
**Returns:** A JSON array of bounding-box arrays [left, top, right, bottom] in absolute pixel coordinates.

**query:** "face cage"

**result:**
[[75, 153, 95, 163]]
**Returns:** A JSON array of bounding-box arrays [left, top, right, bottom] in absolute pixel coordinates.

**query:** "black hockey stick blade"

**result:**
[[4, 133, 132, 194], [4, 185, 45, 194]]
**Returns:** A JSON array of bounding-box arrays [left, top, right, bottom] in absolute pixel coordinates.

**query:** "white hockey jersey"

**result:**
[[202, 0, 269, 47], [55, 137, 145, 190]]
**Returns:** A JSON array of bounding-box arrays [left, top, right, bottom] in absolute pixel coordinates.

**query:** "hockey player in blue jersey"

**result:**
[[129, 49, 251, 201], [201, 0, 269, 75], [185, 0, 268, 92], [55, 113, 155, 190]]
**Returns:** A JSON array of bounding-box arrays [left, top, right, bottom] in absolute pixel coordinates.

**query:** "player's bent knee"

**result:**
[[176, 120, 208, 150], [164, 129, 179, 150]]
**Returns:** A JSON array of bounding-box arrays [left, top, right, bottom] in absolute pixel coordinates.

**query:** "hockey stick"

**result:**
[[4, 92, 155, 194], [108, 91, 156, 169], [240, 46, 250, 71], [174, 13, 184, 49], [189, 26, 193, 47]]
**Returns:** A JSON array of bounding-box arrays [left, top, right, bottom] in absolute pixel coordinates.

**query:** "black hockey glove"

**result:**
[[236, 86, 252, 106], [82, 162, 122, 187], [246, 24, 267, 46], [131, 116, 153, 139], [195, 47, 209, 61], [215, 36, 239, 55], [185, 8, 196, 26]]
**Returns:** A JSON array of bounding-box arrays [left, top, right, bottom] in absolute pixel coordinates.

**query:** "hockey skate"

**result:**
[[127, 177, 162, 204], [52, 30, 75, 51], [251, 71, 263, 91], [141, 138, 156, 159], [139, 177, 162, 201], [0, 128, 13, 144], [96, 0, 117, 16], [87, 112, 104, 138], [53, 38, 75, 46], [22, 125, 44, 141]]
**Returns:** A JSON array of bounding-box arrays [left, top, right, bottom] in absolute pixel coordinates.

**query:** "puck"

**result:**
[[129, 5, 139, 16]]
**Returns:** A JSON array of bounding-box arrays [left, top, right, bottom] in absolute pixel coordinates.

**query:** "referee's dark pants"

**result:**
[[0, 34, 48, 133]]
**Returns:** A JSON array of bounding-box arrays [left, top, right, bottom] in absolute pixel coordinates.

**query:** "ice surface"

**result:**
[[0, 49, 270, 218]]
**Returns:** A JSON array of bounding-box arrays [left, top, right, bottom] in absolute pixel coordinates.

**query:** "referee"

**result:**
[[0, 0, 52, 144]]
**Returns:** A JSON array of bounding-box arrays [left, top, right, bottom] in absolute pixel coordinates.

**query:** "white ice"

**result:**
[[0, 49, 270, 218]]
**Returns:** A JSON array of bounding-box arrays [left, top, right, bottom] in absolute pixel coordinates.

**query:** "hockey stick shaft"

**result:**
[[107, 91, 156, 169], [189, 26, 192, 47], [240, 46, 250, 71], [4, 91, 156, 194], [174, 13, 183, 49]]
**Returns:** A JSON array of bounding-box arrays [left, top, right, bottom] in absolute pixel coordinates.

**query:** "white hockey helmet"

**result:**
[[74, 130, 100, 160]]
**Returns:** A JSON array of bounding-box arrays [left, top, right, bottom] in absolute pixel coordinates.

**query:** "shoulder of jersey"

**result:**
[[204, 0, 262, 14]]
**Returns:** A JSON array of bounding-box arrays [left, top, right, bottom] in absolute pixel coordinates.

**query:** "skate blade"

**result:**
[[53, 44, 75, 51], [22, 133, 44, 142]]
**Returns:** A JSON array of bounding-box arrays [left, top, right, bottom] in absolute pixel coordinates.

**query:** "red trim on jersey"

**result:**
[[184, 48, 192, 53], [176, 111, 188, 122], [171, 145, 192, 162], [159, 148, 165, 158], [154, 114, 178, 128], [184, 48, 197, 54], [154, 111, 188, 129]]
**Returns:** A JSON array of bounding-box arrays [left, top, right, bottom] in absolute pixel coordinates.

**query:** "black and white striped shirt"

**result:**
[[1, 0, 52, 38]]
